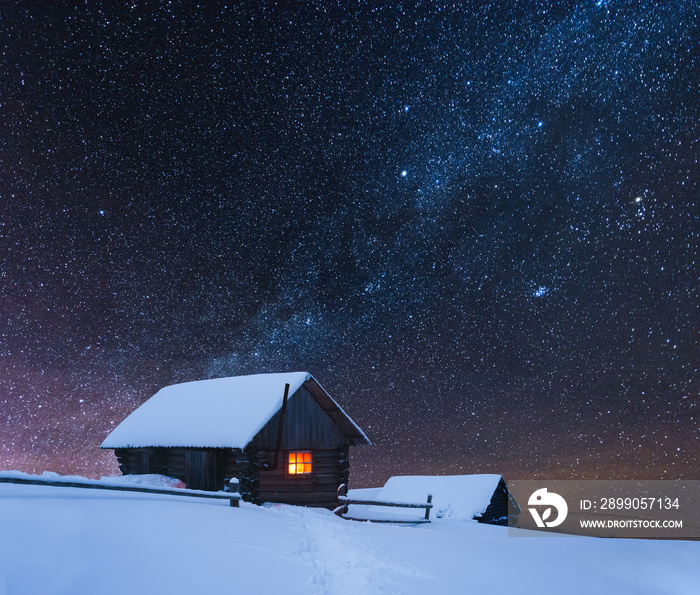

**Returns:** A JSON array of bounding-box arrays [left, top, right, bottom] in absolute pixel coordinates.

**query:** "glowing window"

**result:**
[[288, 452, 312, 475]]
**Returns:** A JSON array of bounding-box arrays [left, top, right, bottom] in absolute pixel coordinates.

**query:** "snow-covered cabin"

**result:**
[[101, 372, 370, 508], [346, 474, 519, 525], [375, 474, 517, 525]]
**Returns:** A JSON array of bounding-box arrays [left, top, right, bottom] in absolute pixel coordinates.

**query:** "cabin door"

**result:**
[[185, 450, 224, 491], [188, 451, 208, 490]]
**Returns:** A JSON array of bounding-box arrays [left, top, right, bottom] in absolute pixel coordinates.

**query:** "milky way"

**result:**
[[1, 2, 697, 487]]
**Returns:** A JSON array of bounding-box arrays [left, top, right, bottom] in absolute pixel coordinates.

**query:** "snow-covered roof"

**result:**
[[373, 474, 503, 521], [101, 371, 368, 449]]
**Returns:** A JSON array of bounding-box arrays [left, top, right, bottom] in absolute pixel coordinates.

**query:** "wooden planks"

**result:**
[[251, 386, 348, 450], [473, 477, 518, 526], [336, 493, 433, 522]]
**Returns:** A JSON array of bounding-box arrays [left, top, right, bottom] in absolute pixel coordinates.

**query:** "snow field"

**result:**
[[275, 503, 426, 593], [1, 483, 699, 595]]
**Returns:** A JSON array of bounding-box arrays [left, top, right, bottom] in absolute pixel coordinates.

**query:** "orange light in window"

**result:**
[[288, 452, 312, 475]]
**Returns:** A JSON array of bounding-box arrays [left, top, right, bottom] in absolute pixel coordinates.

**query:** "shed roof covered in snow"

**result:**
[[101, 372, 369, 450], [345, 474, 512, 524], [375, 474, 504, 521]]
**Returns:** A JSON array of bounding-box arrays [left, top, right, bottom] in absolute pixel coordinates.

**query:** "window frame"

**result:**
[[286, 451, 313, 477]]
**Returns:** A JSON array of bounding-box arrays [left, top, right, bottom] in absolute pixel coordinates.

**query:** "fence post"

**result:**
[[337, 483, 348, 498], [425, 494, 433, 520], [225, 478, 240, 507], [335, 483, 349, 516]]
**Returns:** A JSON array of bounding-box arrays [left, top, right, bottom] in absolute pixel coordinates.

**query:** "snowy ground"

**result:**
[[1, 482, 699, 595]]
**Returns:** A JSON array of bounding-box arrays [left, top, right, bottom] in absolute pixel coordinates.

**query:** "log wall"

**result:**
[[114, 448, 224, 492], [255, 447, 348, 509], [114, 445, 350, 509]]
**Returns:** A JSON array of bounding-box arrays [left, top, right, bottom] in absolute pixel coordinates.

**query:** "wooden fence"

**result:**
[[334, 484, 433, 523], [0, 476, 241, 507]]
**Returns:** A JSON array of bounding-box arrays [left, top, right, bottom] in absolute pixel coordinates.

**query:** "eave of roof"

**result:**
[[303, 377, 370, 446]]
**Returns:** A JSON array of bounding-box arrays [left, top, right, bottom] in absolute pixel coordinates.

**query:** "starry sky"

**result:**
[[1, 1, 697, 487]]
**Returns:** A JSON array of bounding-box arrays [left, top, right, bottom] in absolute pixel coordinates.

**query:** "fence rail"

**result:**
[[335, 484, 433, 522], [0, 476, 241, 506]]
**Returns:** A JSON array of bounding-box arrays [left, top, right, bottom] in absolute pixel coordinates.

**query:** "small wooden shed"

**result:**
[[357, 474, 520, 525], [101, 372, 370, 509]]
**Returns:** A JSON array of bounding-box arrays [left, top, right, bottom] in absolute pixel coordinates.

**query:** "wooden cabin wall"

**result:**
[[114, 448, 143, 475], [256, 447, 347, 509], [114, 447, 226, 491], [112, 444, 351, 508], [245, 385, 353, 508], [222, 450, 244, 479], [474, 478, 511, 526], [161, 450, 187, 483], [114, 448, 173, 477], [250, 386, 349, 451]]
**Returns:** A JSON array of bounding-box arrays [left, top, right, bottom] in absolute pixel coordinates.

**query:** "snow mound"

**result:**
[[99, 474, 186, 489]]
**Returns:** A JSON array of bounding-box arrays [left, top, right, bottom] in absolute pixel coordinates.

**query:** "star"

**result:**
[[0, 1, 696, 486]]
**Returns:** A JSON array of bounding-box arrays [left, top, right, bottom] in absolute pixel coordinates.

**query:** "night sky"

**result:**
[[1, 1, 697, 488]]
